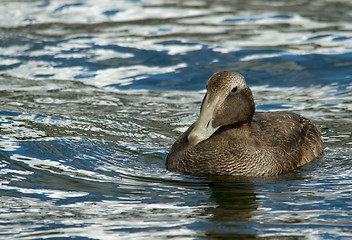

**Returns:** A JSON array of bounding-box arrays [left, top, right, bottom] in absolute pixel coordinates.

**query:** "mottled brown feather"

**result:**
[[166, 71, 324, 177]]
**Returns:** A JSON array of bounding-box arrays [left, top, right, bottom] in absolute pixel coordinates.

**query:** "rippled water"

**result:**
[[1, 0, 352, 239]]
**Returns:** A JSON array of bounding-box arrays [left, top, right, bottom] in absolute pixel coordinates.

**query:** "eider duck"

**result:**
[[166, 71, 323, 176]]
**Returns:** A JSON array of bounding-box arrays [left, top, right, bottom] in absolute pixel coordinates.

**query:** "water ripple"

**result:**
[[1, 0, 352, 239]]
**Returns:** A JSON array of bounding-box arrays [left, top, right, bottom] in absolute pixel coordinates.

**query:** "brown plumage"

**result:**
[[166, 71, 323, 176]]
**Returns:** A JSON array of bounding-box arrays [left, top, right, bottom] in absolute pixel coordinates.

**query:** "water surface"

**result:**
[[0, 0, 352, 239]]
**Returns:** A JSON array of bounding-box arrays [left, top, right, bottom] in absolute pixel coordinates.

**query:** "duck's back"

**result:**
[[166, 111, 323, 176], [252, 112, 323, 169]]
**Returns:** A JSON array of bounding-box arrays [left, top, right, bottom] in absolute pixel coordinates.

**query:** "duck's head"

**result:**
[[188, 71, 255, 146]]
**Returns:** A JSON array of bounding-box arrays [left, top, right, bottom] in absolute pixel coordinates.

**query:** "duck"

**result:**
[[166, 71, 323, 176]]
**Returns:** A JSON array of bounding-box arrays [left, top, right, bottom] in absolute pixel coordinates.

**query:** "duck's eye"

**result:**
[[231, 86, 238, 92]]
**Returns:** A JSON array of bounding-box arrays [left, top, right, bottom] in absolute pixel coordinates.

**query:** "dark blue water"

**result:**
[[1, 0, 352, 239]]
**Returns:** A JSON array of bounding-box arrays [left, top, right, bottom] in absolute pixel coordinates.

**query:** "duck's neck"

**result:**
[[219, 121, 252, 136], [235, 122, 252, 135]]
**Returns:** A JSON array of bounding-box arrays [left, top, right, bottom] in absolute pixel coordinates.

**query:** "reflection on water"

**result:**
[[205, 182, 258, 239], [0, 0, 352, 239]]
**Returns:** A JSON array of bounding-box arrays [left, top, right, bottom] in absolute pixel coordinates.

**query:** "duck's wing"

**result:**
[[252, 112, 323, 166]]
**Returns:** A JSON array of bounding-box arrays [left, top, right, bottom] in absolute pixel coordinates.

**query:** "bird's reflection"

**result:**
[[204, 176, 259, 239]]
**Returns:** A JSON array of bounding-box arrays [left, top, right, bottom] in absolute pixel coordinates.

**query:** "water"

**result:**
[[0, 0, 352, 239]]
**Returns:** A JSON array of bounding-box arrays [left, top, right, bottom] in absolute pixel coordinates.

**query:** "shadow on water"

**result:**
[[198, 171, 321, 240], [202, 177, 259, 239]]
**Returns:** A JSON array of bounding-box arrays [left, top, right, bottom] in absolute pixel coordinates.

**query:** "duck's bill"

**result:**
[[188, 94, 220, 146]]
